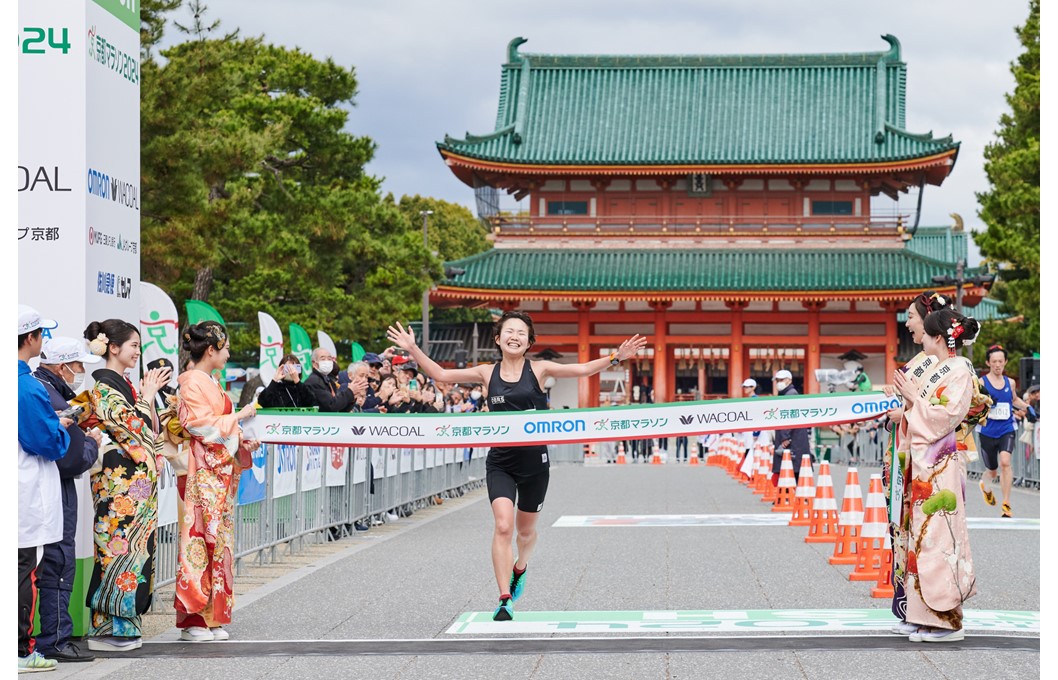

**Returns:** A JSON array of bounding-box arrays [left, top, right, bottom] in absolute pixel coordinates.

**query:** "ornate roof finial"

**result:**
[[507, 37, 528, 65]]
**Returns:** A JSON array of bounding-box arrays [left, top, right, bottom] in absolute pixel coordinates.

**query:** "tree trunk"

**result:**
[[192, 266, 213, 301]]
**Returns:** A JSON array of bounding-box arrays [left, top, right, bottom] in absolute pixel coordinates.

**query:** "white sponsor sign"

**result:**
[[301, 445, 323, 491], [325, 446, 348, 487], [414, 448, 425, 471], [140, 282, 180, 387], [353, 448, 368, 484], [157, 459, 179, 526], [273, 443, 298, 498], [386, 449, 399, 477], [371, 449, 385, 480], [317, 330, 338, 358], [258, 311, 284, 387], [257, 392, 901, 448]]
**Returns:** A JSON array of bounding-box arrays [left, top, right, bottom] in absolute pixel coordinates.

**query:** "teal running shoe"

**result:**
[[493, 597, 513, 621], [509, 567, 527, 602]]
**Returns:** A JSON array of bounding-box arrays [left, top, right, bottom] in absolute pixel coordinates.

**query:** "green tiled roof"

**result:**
[[897, 297, 1011, 322], [904, 226, 973, 263], [438, 36, 959, 167], [442, 247, 986, 293]]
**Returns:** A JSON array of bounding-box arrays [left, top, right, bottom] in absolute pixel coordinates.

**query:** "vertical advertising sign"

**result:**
[[20, 0, 140, 633], [302, 445, 323, 491], [325, 446, 348, 487], [140, 282, 180, 386]]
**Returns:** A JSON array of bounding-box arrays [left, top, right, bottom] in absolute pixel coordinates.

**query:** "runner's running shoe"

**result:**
[[1001, 502, 1012, 518], [510, 566, 527, 602], [979, 479, 996, 506], [493, 597, 513, 622]]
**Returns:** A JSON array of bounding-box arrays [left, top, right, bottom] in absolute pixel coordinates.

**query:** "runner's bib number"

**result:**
[[988, 402, 1011, 420]]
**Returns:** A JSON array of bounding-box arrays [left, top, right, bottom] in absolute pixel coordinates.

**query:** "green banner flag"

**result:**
[[185, 300, 226, 326], [350, 341, 365, 363], [290, 323, 313, 380]]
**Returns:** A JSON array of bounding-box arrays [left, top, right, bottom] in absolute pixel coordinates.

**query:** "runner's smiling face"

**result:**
[[495, 318, 531, 358]]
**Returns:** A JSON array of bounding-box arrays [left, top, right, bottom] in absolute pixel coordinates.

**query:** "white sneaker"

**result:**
[[209, 627, 229, 641], [179, 627, 214, 642], [889, 621, 918, 635]]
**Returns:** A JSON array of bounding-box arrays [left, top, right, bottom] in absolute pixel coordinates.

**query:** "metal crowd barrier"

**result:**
[[152, 445, 488, 598], [816, 423, 1041, 490]]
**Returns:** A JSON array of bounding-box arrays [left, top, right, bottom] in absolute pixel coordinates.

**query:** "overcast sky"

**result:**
[[164, 0, 1031, 264]]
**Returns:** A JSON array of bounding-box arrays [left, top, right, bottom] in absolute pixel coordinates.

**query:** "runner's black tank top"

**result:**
[[486, 360, 550, 475]]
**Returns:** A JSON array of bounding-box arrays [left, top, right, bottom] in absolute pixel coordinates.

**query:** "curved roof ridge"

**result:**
[[505, 35, 904, 68], [884, 123, 955, 146]]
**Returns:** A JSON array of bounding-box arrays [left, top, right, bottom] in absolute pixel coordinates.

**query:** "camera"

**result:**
[[57, 404, 83, 420]]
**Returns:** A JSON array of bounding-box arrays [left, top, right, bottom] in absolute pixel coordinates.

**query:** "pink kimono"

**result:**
[[175, 370, 253, 629], [897, 356, 977, 630]]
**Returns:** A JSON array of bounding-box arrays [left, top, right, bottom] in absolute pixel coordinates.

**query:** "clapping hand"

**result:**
[[140, 367, 172, 401]]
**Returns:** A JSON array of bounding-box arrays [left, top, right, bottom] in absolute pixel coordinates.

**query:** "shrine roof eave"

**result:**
[[438, 148, 958, 188], [431, 285, 972, 305]]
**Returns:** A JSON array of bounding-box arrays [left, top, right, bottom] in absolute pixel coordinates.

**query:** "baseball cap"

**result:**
[[391, 355, 409, 366], [741, 378, 757, 388], [362, 352, 383, 366], [145, 358, 174, 372], [18, 304, 56, 335], [399, 360, 418, 372], [40, 336, 102, 365], [773, 369, 793, 381]]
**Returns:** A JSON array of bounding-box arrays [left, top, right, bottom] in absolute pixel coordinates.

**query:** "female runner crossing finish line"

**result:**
[[388, 311, 646, 621]]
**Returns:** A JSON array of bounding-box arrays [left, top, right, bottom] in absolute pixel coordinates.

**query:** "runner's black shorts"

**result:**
[[486, 466, 550, 513], [978, 432, 1016, 471]]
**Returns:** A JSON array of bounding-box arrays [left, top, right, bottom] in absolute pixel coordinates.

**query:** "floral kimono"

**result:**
[[897, 356, 978, 630], [86, 368, 162, 639], [884, 351, 940, 621], [175, 370, 253, 629]]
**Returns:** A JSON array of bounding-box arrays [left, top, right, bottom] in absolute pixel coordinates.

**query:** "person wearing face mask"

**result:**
[[303, 348, 356, 412], [31, 337, 105, 663], [258, 354, 318, 409], [770, 369, 813, 483]]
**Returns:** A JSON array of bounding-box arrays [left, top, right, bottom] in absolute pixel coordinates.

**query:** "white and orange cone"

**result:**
[[828, 467, 864, 565]]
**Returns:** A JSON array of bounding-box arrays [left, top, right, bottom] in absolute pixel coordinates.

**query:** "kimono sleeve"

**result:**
[[904, 369, 973, 455]]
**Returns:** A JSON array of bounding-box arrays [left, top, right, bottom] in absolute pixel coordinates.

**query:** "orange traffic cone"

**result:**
[[788, 454, 815, 526], [651, 445, 662, 465], [871, 532, 896, 598], [849, 474, 888, 581], [771, 450, 796, 512], [762, 447, 779, 503], [616, 443, 627, 465], [688, 444, 699, 466], [805, 460, 839, 543], [753, 446, 771, 495], [828, 467, 864, 565]]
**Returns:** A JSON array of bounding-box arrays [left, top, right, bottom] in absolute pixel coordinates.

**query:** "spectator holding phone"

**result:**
[[258, 354, 317, 409]]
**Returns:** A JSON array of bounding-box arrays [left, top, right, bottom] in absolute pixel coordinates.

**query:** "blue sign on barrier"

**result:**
[[238, 443, 268, 505]]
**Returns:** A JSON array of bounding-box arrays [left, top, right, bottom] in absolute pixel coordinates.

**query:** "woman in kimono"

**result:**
[[891, 308, 981, 642], [83, 319, 172, 652], [175, 322, 258, 641], [882, 290, 952, 634]]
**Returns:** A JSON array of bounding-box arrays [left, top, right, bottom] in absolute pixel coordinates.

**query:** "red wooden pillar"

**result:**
[[651, 301, 672, 401], [883, 301, 902, 382], [804, 300, 824, 394], [726, 300, 748, 395], [575, 300, 595, 407]]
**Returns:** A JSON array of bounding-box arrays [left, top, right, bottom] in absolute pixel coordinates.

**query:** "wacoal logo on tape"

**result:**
[[852, 398, 900, 415], [368, 425, 423, 437], [524, 419, 585, 435], [679, 415, 694, 425], [350, 426, 366, 436], [694, 411, 749, 424]]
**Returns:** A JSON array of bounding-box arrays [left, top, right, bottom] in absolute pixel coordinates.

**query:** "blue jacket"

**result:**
[[18, 360, 68, 460]]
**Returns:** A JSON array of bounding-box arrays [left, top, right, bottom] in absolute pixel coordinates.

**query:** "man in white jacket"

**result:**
[[17, 305, 69, 674]]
